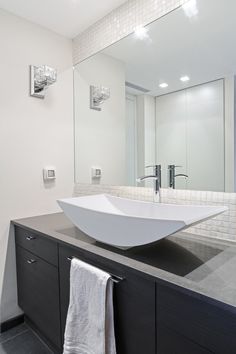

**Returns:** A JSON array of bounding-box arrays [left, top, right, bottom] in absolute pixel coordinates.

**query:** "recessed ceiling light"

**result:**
[[182, 0, 199, 18], [159, 83, 168, 88], [180, 76, 190, 82], [134, 26, 149, 40]]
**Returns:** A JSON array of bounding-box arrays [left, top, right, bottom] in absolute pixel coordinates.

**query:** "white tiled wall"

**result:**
[[73, 0, 236, 243], [74, 184, 236, 243], [73, 0, 188, 64]]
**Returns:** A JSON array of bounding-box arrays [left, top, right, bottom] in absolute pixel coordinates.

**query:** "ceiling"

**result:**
[[0, 0, 127, 38], [101, 0, 236, 97]]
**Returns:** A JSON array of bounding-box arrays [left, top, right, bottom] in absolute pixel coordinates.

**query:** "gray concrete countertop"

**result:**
[[12, 212, 236, 308]]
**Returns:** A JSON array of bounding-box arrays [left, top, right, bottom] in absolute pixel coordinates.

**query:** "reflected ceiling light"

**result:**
[[159, 83, 168, 88], [134, 26, 149, 40], [180, 76, 190, 82], [182, 0, 199, 18]]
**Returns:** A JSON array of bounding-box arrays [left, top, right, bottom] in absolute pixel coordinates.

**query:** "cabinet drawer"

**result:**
[[59, 244, 156, 354], [156, 282, 236, 354], [15, 226, 58, 266], [16, 246, 61, 349]]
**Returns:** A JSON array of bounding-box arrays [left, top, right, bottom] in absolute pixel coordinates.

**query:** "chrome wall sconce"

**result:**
[[90, 85, 110, 111], [30, 65, 57, 99]]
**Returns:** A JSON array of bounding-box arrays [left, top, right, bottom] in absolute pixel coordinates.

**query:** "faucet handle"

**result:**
[[168, 164, 182, 169], [145, 165, 161, 187], [145, 164, 161, 169], [175, 173, 188, 178]]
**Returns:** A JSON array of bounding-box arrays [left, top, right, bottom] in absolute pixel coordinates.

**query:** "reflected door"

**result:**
[[156, 90, 187, 189], [156, 80, 224, 191], [186, 80, 224, 191]]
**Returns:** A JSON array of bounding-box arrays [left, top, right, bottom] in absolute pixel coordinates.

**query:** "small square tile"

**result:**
[[74, 183, 236, 243], [0, 324, 27, 344], [0, 329, 53, 354], [73, 0, 189, 63]]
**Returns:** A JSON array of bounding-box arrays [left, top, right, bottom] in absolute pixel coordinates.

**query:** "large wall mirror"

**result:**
[[74, 0, 236, 193]]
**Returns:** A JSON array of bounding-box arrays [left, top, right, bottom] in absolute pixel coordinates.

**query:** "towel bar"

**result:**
[[67, 256, 125, 284]]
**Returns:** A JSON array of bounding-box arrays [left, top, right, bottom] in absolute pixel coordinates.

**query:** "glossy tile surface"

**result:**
[[0, 324, 53, 354]]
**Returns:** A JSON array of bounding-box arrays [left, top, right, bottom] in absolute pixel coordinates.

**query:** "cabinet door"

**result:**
[[156, 90, 187, 189], [156, 282, 236, 354], [186, 80, 224, 192], [59, 245, 156, 354], [157, 325, 211, 354], [16, 245, 61, 350]]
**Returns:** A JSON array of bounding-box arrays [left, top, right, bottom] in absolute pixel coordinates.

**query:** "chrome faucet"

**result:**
[[137, 165, 162, 202], [168, 165, 188, 189]]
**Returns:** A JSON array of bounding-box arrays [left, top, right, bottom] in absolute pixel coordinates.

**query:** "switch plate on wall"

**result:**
[[91, 167, 102, 179], [43, 167, 56, 180]]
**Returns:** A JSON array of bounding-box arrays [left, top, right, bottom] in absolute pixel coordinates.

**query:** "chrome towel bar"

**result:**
[[67, 256, 124, 284]]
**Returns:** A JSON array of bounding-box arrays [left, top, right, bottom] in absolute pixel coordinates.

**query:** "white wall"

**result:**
[[0, 9, 74, 322], [74, 53, 126, 185]]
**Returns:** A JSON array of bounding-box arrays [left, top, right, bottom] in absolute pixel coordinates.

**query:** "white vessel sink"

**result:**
[[57, 194, 227, 248]]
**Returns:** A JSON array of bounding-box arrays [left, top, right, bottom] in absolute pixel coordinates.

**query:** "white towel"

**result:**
[[63, 258, 117, 354]]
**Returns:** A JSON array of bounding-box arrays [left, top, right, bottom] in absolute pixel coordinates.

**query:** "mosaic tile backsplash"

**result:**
[[73, 0, 188, 63], [74, 184, 236, 243]]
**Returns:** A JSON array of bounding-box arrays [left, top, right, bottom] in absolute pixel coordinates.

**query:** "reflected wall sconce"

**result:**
[[30, 65, 57, 99], [90, 85, 110, 111]]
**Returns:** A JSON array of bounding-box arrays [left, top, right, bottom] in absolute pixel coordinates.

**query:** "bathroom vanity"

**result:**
[[13, 213, 236, 354]]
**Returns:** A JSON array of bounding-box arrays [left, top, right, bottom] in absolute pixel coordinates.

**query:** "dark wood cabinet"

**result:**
[[156, 282, 236, 354], [15, 245, 61, 351], [59, 244, 156, 354], [15, 226, 58, 266], [14, 225, 236, 354], [157, 325, 211, 354]]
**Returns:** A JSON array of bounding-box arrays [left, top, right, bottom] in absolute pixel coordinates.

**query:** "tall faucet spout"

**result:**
[[137, 165, 162, 202]]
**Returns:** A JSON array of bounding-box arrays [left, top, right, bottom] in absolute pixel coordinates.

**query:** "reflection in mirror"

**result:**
[[74, 0, 236, 193]]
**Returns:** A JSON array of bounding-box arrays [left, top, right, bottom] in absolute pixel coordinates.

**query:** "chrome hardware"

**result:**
[[30, 65, 57, 99], [26, 236, 35, 241], [145, 165, 162, 188], [67, 256, 124, 284], [168, 165, 188, 189], [137, 164, 162, 202], [27, 259, 36, 264], [90, 85, 110, 111]]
